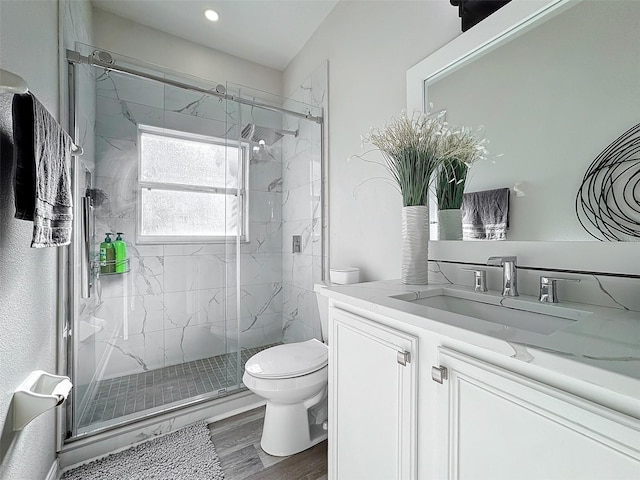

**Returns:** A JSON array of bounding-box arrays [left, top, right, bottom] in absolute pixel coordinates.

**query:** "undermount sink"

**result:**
[[393, 288, 591, 335]]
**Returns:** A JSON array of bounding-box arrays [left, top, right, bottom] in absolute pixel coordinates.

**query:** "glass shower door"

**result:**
[[227, 83, 326, 351], [68, 47, 246, 438], [66, 46, 325, 440], [225, 84, 287, 388]]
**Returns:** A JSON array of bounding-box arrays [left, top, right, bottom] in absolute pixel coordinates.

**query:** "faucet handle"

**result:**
[[539, 276, 580, 303], [460, 267, 487, 273], [487, 255, 517, 266], [540, 276, 580, 284], [460, 268, 487, 292]]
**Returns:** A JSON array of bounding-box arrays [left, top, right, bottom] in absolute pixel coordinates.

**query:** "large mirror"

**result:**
[[423, 0, 640, 241]]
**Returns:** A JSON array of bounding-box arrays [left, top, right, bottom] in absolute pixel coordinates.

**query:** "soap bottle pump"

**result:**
[[114, 232, 127, 273], [100, 233, 115, 274]]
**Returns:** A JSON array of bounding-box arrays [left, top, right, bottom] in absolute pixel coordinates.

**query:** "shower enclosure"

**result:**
[[63, 45, 326, 440]]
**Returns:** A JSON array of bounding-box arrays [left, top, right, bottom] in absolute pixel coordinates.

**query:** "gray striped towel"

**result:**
[[13, 93, 73, 247], [461, 188, 510, 240]]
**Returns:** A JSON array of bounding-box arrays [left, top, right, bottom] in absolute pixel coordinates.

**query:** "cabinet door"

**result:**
[[435, 348, 640, 480], [330, 308, 418, 480]]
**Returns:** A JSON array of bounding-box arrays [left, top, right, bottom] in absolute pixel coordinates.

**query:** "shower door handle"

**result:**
[[80, 195, 92, 299]]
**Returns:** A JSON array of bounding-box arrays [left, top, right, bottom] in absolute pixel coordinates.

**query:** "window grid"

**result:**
[[136, 125, 248, 244]]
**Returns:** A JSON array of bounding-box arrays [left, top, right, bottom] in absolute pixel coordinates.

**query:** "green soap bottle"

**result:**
[[114, 232, 127, 273], [100, 233, 115, 274]]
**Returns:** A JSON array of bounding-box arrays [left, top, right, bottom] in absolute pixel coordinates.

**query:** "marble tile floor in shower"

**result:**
[[209, 406, 328, 480], [78, 344, 278, 429]]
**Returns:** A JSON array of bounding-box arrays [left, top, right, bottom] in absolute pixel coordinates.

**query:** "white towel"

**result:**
[[12, 93, 73, 247]]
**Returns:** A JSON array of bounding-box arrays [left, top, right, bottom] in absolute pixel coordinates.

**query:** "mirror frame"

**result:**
[[406, 0, 640, 276], [407, 0, 581, 113]]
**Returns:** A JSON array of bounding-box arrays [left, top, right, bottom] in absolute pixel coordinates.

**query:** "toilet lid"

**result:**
[[245, 339, 328, 379]]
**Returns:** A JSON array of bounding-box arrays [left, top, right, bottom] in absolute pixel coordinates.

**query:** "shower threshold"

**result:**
[[76, 344, 277, 433]]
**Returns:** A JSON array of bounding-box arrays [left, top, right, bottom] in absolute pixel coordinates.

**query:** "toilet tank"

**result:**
[[314, 284, 329, 343], [314, 269, 360, 344]]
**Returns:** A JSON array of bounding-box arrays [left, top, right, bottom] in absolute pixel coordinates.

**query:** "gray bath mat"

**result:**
[[61, 421, 224, 480]]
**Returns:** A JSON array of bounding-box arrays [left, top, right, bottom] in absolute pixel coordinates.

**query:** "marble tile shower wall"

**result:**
[[281, 62, 327, 343], [79, 71, 286, 382]]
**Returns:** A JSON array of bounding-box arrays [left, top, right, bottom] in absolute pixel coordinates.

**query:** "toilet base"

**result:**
[[260, 392, 328, 456]]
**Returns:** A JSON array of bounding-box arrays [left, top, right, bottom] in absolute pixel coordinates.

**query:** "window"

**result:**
[[137, 125, 248, 243]]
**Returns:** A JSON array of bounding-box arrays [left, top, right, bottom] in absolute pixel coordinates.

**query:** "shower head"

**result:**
[[241, 124, 282, 146], [241, 123, 298, 146]]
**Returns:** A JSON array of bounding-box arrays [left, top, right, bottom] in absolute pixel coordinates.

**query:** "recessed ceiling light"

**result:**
[[204, 9, 219, 22]]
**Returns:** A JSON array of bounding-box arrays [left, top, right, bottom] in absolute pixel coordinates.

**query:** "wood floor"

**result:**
[[208, 406, 328, 480]]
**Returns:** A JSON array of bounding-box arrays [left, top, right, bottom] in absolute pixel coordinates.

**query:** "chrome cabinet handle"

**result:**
[[397, 351, 411, 366], [431, 365, 448, 384]]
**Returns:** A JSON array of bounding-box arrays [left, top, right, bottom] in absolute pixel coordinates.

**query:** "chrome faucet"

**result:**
[[461, 268, 487, 292], [487, 256, 519, 296], [538, 276, 580, 303]]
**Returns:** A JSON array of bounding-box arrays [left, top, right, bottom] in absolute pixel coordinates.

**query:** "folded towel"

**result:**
[[12, 93, 73, 247], [462, 187, 510, 240]]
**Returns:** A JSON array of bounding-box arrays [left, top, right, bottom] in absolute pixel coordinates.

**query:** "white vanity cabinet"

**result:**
[[329, 307, 418, 480], [327, 292, 640, 480], [434, 348, 640, 480]]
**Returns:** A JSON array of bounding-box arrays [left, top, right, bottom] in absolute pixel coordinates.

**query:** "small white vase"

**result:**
[[401, 205, 429, 285], [438, 208, 463, 241]]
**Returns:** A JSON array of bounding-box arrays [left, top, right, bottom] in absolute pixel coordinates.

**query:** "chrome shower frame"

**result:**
[[66, 49, 323, 125], [61, 48, 328, 443]]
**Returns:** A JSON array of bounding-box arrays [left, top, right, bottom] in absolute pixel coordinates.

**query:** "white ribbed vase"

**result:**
[[401, 205, 429, 285], [438, 208, 463, 241]]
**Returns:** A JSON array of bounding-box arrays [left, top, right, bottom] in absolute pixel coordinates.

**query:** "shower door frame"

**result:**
[[62, 48, 326, 442], [66, 50, 323, 124]]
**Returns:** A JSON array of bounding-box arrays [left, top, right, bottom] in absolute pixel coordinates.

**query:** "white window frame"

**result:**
[[136, 124, 249, 244]]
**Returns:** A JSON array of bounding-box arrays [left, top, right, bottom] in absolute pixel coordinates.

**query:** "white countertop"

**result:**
[[319, 280, 640, 414]]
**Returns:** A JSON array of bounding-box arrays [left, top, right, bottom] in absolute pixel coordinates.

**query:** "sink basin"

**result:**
[[393, 288, 590, 335]]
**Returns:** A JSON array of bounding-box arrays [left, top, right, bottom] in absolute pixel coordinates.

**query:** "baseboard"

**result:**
[[58, 391, 263, 471], [45, 460, 59, 480], [205, 396, 266, 424]]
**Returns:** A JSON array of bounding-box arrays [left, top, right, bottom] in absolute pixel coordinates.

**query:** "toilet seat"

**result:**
[[243, 365, 328, 398], [244, 339, 328, 379]]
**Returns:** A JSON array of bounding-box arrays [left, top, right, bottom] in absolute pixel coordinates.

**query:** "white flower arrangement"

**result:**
[[362, 111, 488, 207]]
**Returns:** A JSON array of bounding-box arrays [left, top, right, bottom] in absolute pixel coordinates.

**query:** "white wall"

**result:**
[[284, 0, 460, 281], [0, 1, 60, 478], [92, 8, 283, 97]]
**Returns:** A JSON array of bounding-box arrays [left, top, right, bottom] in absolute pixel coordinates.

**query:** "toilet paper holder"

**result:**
[[13, 370, 73, 430]]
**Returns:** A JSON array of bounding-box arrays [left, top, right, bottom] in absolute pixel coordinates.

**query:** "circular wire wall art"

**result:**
[[576, 122, 640, 241]]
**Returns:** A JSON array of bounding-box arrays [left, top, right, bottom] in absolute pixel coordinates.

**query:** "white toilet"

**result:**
[[242, 284, 332, 457]]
